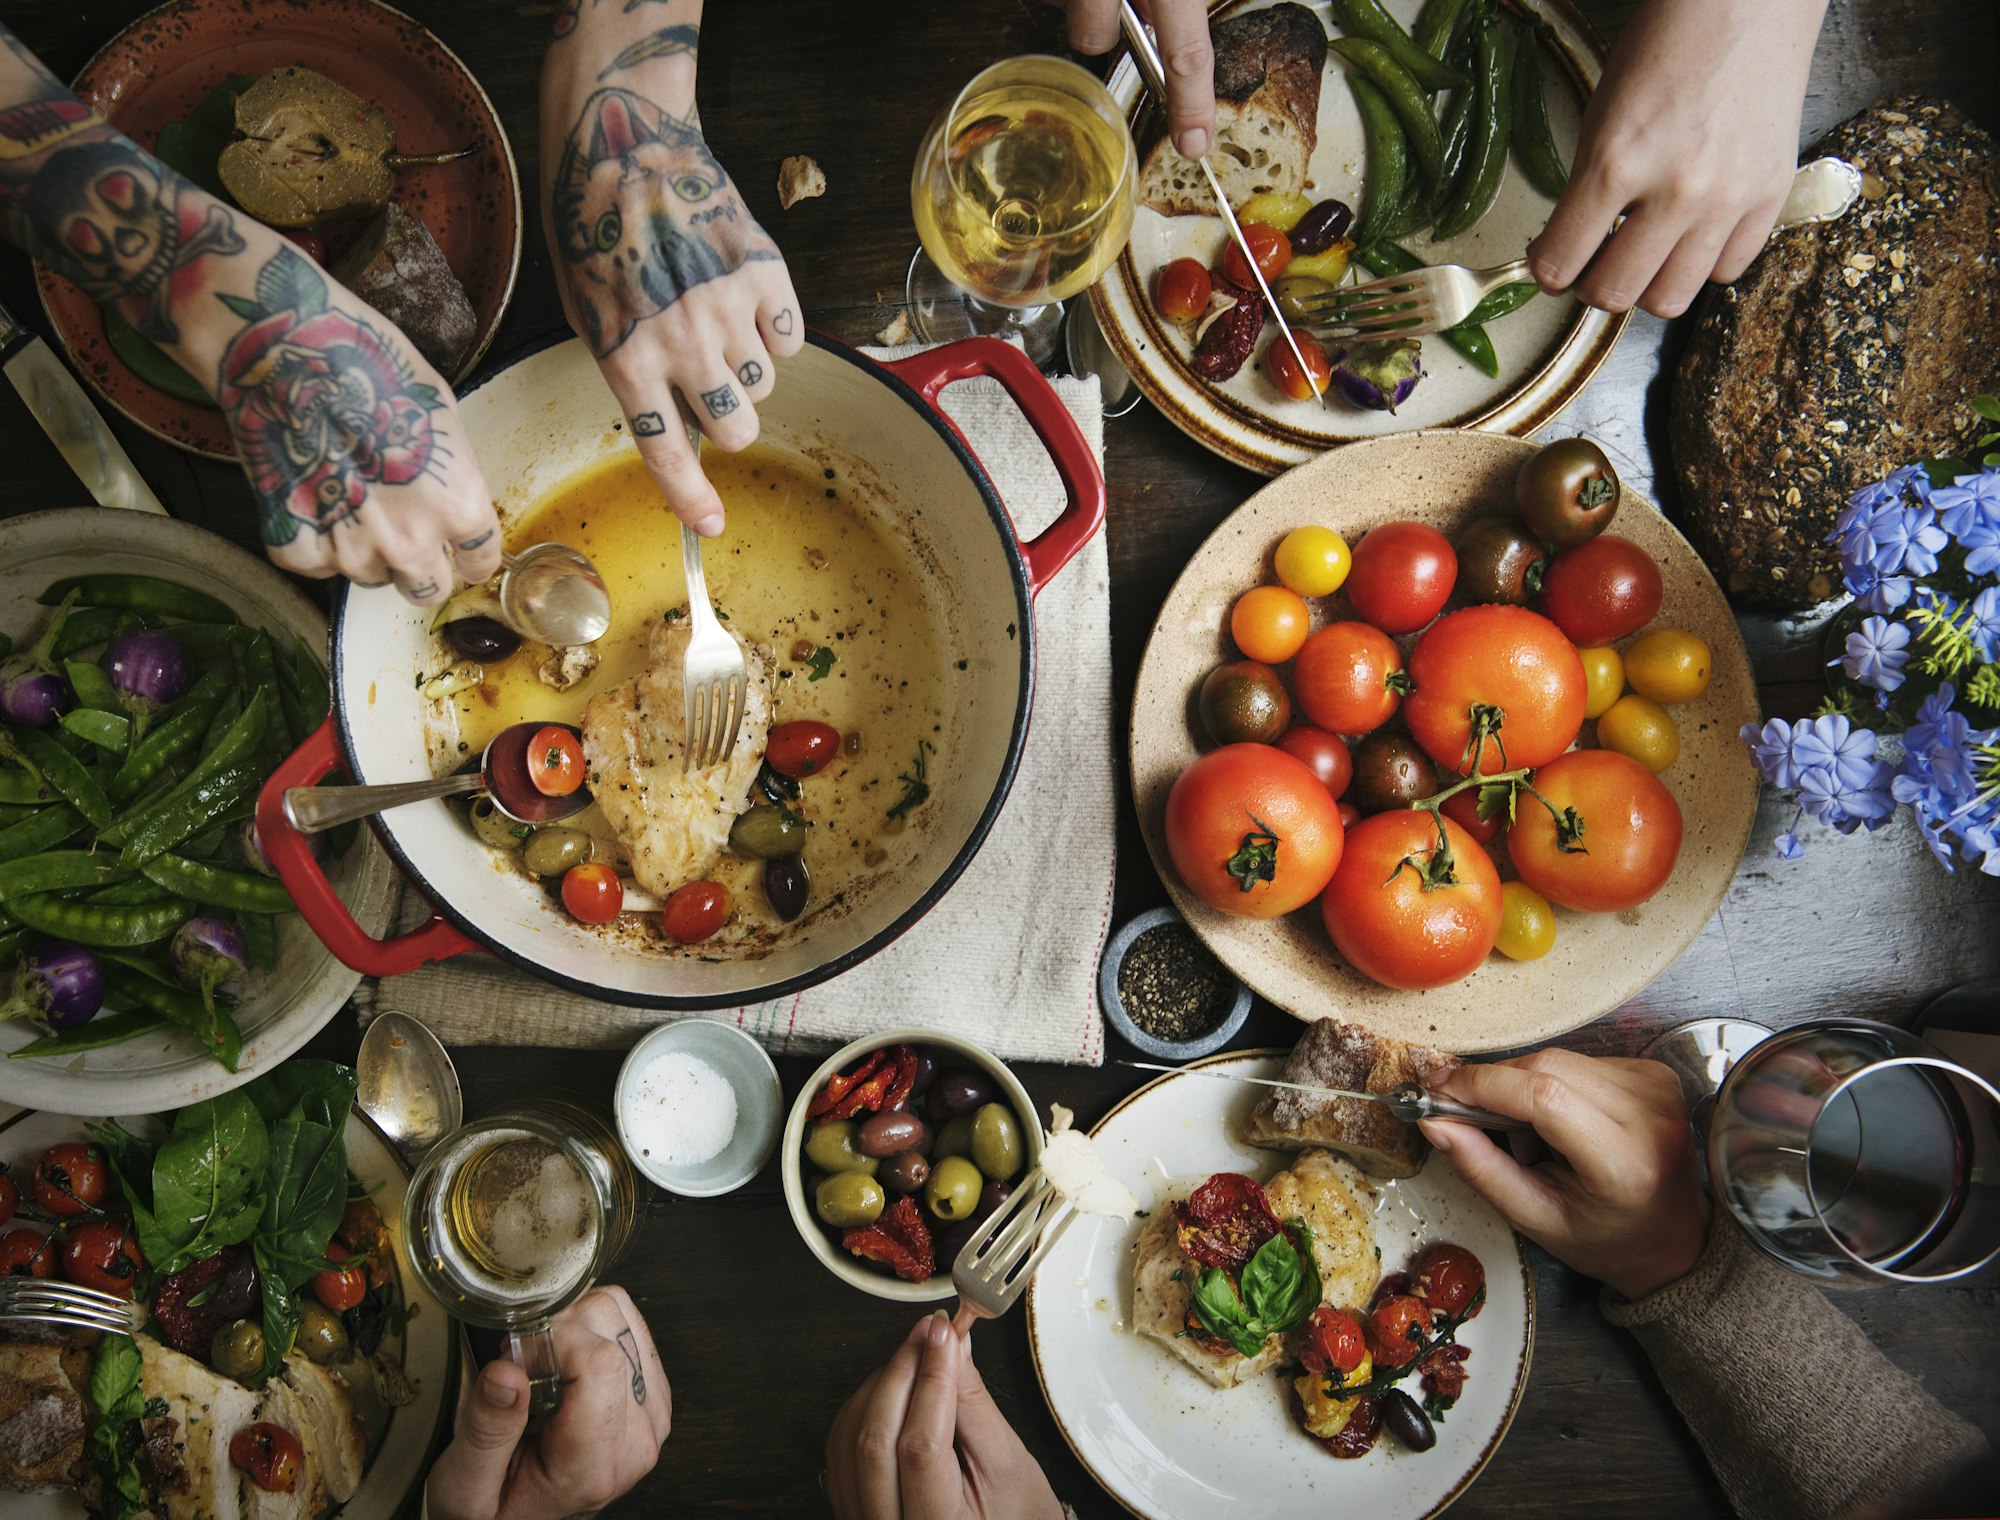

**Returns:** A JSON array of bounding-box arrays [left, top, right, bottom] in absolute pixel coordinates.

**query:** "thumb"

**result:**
[[950, 1326, 1022, 1456], [1420, 1119, 1567, 1242], [429, 1360, 531, 1520]]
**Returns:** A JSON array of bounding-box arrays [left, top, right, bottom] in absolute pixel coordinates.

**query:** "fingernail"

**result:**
[[906, 1317, 931, 1344], [694, 513, 725, 538], [1420, 1119, 1453, 1153], [927, 1315, 951, 1350], [479, 1373, 518, 1408], [1180, 127, 1209, 158]]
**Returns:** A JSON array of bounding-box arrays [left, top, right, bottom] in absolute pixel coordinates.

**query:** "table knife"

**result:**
[[1117, 1059, 1535, 1131], [1117, 3, 1329, 408], [0, 295, 167, 515]]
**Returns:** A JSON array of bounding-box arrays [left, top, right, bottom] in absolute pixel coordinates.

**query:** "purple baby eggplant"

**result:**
[[170, 917, 248, 1016], [1329, 338, 1423, 413], [0, 592, 81, 729], [0, 941, 105, 1032]]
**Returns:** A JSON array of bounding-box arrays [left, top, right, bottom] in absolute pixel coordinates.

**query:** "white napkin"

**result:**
[[353, 344, 1114, 1066]]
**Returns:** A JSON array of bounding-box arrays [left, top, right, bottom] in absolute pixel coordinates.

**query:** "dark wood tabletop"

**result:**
[[3, 2, 1998, 1516]]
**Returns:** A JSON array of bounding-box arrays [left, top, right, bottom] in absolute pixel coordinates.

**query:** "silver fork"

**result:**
[[677, 417, 748, 772], [0, 1275, 138, 1335], [948, 1168, 1076, 1333]]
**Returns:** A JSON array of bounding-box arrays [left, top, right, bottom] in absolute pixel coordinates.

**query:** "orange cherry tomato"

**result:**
[[1229, 585, 1311, 664], [1265, 329, 1331, 402], [33, 1143, 109, 1218], [662, 880, 730, 943], [0, 1227, 57, 1278], [1154, 257, 1213, 323], [1292, 622, 1405, 736], [62, 1218, 145, 1298], [1222, 223, 1292, 288], [527, 725, 586, 798], [312, 1242, 367, 1312], [231, 1423, 304, 1494], [560, 861, 624, 924]]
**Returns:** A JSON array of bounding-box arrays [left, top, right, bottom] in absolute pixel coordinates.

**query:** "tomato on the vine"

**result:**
[[1276, 726, 1352, 800], [1596, 694, 1680, 772], [1266, 329, 1332, 402], [663, 880, 730, 943], [1321, 812, 1501, 989], [1440, 787, 1503, 845], [560, 862, 624, 924], [34, 1143, 109, 1218], [1164, 745, 1344, 918], [1368, 1293, 1431, 1368], [1509, 750, 1682, 912], [1345, 522, 1456, 635], [1230, 585, 1311, 664], [767, 720, 842, 778], [1412, 1243, 1486, 1319], [0, 1227, 57, 1278], [1404, 606, 1585, 775], [527, 726, 586, 798], [1292, 622, 1405, 735], [1274, 526, 1352, 598], [1494, 881, 1556, 961], [1154, 257, 1212, 323], [1222, 222, 1291, 287], [1538, 536, 1663, 647], [1300, 1305, 1368, 1376], [312, 1242, 367, 1311], [62, 1218, 144, 1297]]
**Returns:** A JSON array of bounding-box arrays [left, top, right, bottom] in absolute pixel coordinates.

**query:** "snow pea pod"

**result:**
[[1434, 19, 1514, 240], [64, 660, 123, 713], [1329, 39, 1445, 183], [8, 891, 190, 947], [0, 805, 85, 863], [38, 575, 237, 625], [139, 853, 293, 914], [60, 708, 130, 754], [9, 726, 112, 829], [0, 803, 33, 826], [105, 967, 240, 1070], [108, 696, 221, 804], [1348, 75, 1410, 246], [1331, 0, 1467, 90], [1510, 16, 1569, 196], [1412, 0, 1469, 62], [238, 911, 279, 973], [90, 878, 181, 906], [1355, 242, 1502, 375], [103, 688, 269, 844], [1431, 77, 1478, 214], [0, 851, 135, 902], [115, 758, 265, 867], [0, 925, 28, 963], [12, 1008, 170, 1058], [1462, 281, 1540, 325], [159, 623, 251, 662], [0, 770, 53, 805], [49, 608, 146, 662]]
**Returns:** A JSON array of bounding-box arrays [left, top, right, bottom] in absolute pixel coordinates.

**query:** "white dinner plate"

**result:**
[[1027, 1051, 1534, 1520]]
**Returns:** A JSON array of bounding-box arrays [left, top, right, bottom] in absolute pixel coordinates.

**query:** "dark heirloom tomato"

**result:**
[[1163, 745, 1344, 918], [230, 1424, 303, 1494], [1322, 813, 1502, 990], [1405, 606, 1586, 776], [1154, 257, 1212, 323], [62, 1218, 145, 1297], [1299, 1305, 1368, 1376], [0, 1227, 57, 1278], [766, 720, 841, 778], [1368, 1293, 1432, 1367], [1509, 749, 1683, 912], [1345, 522, 1456, 635], [1292, 622, 1405, 735], [1198, 660, 1292, 746], [1173, 1173, 1283, 1271], [1276, 726, 1352, 800], [1516, 436, 1620, 546], [1538, 535, 1664, 648], [1346, 732, 1438, 815], [33, 1143, 109, 1217], [1453, 516, 1549, 605], [1411, 1242, 1486, 1319]]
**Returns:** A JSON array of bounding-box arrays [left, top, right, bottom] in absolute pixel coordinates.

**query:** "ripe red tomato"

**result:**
[[1154, 257, 1213, 323], [766, 720, 841, 778], [312, 1242, 367, 1312], [1412, 1242, 1486, 1320], [1439, 787, 1502, 844], [527, 725, 586, 797], [1321, 812, 1501, 989], [1345, 522, 1457, 635], [663, 880, 730, 943], [1538, 535, 1664, 647], [1266, 329, 1331, 402], [560, 861, 625, 924], [61, 1218, 145, 1297], [1276, 726, 1352, 800], [1404, 606, 1586, 775], [1292, 622, 1405, 735], [1509, 749, 1683, 911], [34, 1143, 109, 1217], [1164, 745, 1344, 918], [1299, 1305, 1368, 1376], [1221, 222, 1291, 288], [0, 1227, 57, 1278], [1336, 799, 1362, 832], [231, 1423, 304, 1494], [0, 1167, 16, 1225], [1369, 1293, 1431, 1368]]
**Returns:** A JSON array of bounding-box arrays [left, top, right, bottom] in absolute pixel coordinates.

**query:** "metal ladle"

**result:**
[[357, 1010, 464, 1166], [499, 542, 612, 647], [281, 720, 592, 833]]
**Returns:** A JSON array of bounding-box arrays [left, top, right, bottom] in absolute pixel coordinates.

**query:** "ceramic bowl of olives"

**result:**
[[780, 1029, 1041, 1301]]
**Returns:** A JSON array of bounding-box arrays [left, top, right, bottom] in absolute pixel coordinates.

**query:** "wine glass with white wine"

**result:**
[[907, 55, 1137, 369]]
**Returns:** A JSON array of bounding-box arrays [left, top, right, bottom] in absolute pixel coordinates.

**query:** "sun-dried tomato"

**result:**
[[821, 1044, 921, 1124], [809, 1050, 888, 1119], [1191, 281, 1265, 381], [842, 1196, 935, 1283], [879, 1046, 920, 1111], [1290, 1385, 1383, 1459], [1173, 1172, 1282, 1272], [1420, 1342, 1470, 1405], [153, 1247, 260, 1356]]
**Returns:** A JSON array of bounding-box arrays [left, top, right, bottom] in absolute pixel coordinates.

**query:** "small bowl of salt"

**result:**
[[616, 1020, 782, 1197]]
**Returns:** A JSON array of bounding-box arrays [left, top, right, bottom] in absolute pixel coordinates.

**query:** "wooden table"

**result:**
[[3, 2, 1997, 1515]]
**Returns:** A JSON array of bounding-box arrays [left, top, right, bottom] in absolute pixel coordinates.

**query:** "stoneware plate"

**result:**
[[0, 1101, 455, 1520], [1130, 430, 1760, 1050], [0, 509, 397, 1115], [35, 0, 523, 461], [1027, 1050, 1534, 1520], [1092, 0, 1627, 472]]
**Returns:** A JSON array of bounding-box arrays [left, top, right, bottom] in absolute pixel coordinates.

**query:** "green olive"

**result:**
[[803, 1120, 879, 1176], [933, 1113, 975, 1161], [924, 1155, 984, 1222], [1274, 274, 1338, 326], [522, 826, 592, 878], [729, 805, 811, 860], [815, 1171, 885, 1229], [467, 795, 528, 850], [209, 1319, 266, 1380], [968, 1103, 1024, 1182], [297, 1301, 351, 1365]]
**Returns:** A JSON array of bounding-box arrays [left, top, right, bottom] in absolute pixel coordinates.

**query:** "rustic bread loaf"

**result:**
[[1670, 97, 1999, 610], [330, 201, 477, 379], [1137, 3, 1325, 216], [1240, 1017, 1458, 1179]]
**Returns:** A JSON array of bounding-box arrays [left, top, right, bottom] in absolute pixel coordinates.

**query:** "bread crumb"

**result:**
[[777, 155, 826, 210], [873, 311, 912, 347]]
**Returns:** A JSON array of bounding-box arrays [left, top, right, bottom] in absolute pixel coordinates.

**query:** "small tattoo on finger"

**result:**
[[773, 308, 795, 337], [632, 411, 667, 436], [455, 530, 495, 552], [615, 1328, 647, 1405], [700, 384, 739, 418], [406, 582, 441, 601], [737, 360, 763, 388]]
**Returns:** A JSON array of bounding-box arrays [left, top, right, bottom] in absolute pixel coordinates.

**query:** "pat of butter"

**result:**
[[1042, 1104, 1140, 1221]]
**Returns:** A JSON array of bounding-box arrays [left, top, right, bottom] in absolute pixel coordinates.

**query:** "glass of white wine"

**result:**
[[907, 55, 1137, 369]]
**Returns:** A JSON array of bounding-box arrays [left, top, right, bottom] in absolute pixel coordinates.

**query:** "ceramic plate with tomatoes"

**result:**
[[1131, 430, 1758, 1053], [1027, 1051, 1533, 1520], [0, 1098, 452, 1520], [1091, 0, 1625, 474]]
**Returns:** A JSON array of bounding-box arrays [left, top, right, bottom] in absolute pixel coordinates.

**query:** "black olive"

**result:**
[[1289, 197, 1355, 254], [765, 854, 810, 920], [1382, 1388, 1436, 1452], [444, 616, 522, 663], [757, 761, 802, 803]]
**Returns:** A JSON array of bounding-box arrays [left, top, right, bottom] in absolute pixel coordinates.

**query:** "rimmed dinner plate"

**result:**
[[1091, 0, 1627, 471], [1128, 430, 1760, 1050], [0, 1102, 456, 1520], [35, 0, 523, 461], [1027, 1050, 1534, 1520]]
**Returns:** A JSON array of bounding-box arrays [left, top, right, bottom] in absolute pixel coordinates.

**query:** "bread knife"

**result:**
[[0, 295, 166, 515], [1117, 1060, 1536, 1131], [1117, 3, 1330, 408]]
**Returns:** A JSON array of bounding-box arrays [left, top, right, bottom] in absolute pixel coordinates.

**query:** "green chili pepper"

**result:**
[[1331, 0, 1467, 90], [90, 878, 181, 906], [49, 608, 146, 662], [1434, 18, 1514, 240], [238, 911, 279, 974], [1509, 14, 1569, 197], [1347, 76, 1410, 246], [1356, 242, 1502, 376], [0, 851, 135, 903], [104, 968, 241, 1071], [63, 659, 123, 713], [0, 806, 84, 864], [12, 1009, 170, 1059], [139, 853, 292, 914], [1329, 39, 1445, 183], [8, 726, 112, 830], [8, 892, 190, 947], [1412, 0, 1470, 62], [60, 708, 131, 754], [1462, 282, 1540, 325], [115, 759, 264, 867], [37, 575, 237, 625]]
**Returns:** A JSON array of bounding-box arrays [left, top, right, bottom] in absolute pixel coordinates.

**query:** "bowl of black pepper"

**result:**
[[1098, 906, 1252, 1059]]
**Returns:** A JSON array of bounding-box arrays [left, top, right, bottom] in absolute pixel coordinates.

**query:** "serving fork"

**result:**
[[949, 1167, 1076, 1332], [0, 1276, 138, 1336], [676, 416, 749, 772]]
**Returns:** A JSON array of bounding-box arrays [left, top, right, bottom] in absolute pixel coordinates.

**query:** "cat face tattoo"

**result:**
[[551, 87, 780, 357]]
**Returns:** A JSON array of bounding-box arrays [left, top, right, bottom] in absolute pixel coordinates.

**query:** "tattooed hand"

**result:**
[[542, 0, 803, 534], [429, 1286, 670, 1520]]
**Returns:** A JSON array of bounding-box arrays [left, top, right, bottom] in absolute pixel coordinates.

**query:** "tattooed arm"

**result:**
[[542, 0, 803, 533], [0, 28, 500, 602]]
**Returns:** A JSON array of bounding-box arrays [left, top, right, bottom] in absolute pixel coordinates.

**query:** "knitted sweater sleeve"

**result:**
[[1601, 1219, 1989, 1520]]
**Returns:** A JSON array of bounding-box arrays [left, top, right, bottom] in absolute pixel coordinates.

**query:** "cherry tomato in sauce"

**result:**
[[560, 862, 624, 924], [0, 1227, 57, 1278], [1412, 1242, 1486, 1320], [1299, 1305, 1368, 1376], [1222, 223, 1292, 287], [231, 1423, 304, 1494], [527, 726, 586, 798], [766, 721, 842, 779], [1265, 329, 1332, 402], [61, 1218, 145, 1297], [1153, 257, 1213, 323], [662, 880, 730, 943], [1368, 1293, 1431, 1368], [34, 1143, 109, 1217], [312, 1242, 367, 1312]]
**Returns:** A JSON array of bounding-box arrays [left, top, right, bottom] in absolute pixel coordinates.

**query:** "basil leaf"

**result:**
[[87, 1334, 151, 1520], [1275, 1220, 1322, 1336], [1190, 1268, 1268, 1359], [244, 1058, 357, 1130], [260, 1114, 348, 1277], [89, 1332, 144, 1422], [147, 1091, 268, 1275], [254, 1239, 303, 1377], [1239, 1231, 1300, 1323]]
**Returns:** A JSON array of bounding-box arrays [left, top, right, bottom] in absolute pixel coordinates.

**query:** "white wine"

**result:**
[[914, 72, 1135, 309]]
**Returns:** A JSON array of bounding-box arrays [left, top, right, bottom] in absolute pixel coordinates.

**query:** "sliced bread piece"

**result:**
[[1240, 1017, 1459, 1178]]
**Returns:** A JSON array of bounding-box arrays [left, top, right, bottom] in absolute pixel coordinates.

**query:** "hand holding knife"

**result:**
[[1118, 1060, 1537, 1132], [0, 294, 166, 515]]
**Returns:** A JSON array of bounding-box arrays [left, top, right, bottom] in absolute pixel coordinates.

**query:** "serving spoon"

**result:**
[[498, 542, 612, 647], [357, 1009, 464, 1166], [281, 720, 592, 833]]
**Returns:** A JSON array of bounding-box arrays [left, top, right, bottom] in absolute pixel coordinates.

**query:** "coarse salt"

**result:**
[[627, 1051, 737, 1166]]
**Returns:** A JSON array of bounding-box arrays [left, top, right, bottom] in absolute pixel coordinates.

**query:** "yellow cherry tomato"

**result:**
[[1237, 191, 1314, 231], [1596, 694, 1680, 772], [1624, 627, 1713, 704], [1495, 881, 1556, 961], [1273, 526, 1353, 598], [1578, 646, 1624, 719], [1230, 585, 1311, 664], [1286, 243, 1353, 285]]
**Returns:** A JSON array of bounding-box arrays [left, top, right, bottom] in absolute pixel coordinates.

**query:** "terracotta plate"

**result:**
[[35, 0, 523, 461], [1130, 430, 1760, 1052], [1091, 0, 1628, 473]]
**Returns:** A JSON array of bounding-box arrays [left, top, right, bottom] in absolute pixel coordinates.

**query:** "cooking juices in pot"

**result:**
[[430, 447, 949, 954]]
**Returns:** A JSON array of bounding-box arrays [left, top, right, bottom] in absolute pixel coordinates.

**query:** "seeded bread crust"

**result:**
[[1669, 97, 1999, 610], [1240, 1018, 1459, 1179], [1137, 3, 1326, 216]]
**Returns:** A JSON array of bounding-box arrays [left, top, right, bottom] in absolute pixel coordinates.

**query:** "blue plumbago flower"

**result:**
[[1790, 712, 1881, 791], [1742, 718, 1807, 788], [1843, 563, 1914, 614], [1966, 585, 2000, 662], [1932, 466, 2000, 538], [1838, 615, 1912, 691], [1774, 823, 1805, 860], [1798, 760, 1897, 832], [1962, 516, 2000, 577], [1868, 500, 1948, 578]]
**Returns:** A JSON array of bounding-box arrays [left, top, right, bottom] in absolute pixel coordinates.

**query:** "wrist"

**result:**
[[1601, 1192, 1712, 1301]]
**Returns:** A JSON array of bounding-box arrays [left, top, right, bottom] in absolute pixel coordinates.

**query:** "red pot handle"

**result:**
[[255, 715, 477, 977], [883, 337, 1105, 596]]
